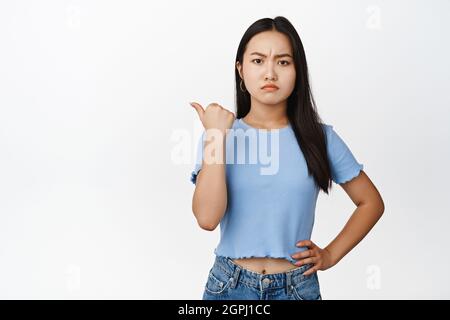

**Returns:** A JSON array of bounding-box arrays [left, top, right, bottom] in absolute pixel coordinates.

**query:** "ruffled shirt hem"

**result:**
[[214, 251, 298, 264]]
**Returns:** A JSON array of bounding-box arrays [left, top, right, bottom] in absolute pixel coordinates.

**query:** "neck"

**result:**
[[244, 98, 289, 128]]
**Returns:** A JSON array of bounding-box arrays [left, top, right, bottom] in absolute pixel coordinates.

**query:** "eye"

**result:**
[[251, 58, 290, 66]]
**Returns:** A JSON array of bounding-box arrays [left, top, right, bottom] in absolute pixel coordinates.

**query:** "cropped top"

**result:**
[[190, 118, 364, 264]]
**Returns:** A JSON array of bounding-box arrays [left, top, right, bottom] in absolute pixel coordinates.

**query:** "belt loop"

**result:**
[[286, 271, 292, 295], [229, 263, 241, 289]]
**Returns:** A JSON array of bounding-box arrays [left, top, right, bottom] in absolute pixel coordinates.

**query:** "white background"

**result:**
[[0, 0, 449, 299]]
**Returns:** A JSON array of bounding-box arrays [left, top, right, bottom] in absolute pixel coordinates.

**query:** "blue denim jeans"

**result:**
[[202, 255, 322, 300]]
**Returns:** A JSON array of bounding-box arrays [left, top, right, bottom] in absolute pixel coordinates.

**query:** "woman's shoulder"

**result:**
[[229, 118, 333, 131], [320, 123, 334, 137], [320, 122, 332, 129]]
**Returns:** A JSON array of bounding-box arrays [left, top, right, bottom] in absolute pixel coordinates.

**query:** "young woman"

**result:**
[[189, 16, 385, 300]]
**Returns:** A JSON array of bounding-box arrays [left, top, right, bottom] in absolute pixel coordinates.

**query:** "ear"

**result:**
[[236, 61, 243, 79]]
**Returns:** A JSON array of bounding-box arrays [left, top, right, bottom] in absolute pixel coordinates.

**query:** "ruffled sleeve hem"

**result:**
[[190, 169, 201, 185], [334, 163, 364, 184]]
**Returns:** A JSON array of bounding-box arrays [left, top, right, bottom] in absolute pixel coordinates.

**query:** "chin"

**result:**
[[257, 96, 286, 105]]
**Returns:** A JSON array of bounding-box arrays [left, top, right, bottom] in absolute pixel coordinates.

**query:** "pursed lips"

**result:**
[[262, 85, 279, 90]]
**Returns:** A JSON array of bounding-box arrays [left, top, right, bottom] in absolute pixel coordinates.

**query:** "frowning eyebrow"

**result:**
[[250, 52, 293, 58]]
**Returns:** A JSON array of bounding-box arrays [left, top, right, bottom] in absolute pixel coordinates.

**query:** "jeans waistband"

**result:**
[[213, 255, 317, 291]]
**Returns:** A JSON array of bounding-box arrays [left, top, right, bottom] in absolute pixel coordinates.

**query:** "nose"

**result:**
[[264, 60, 277, 81]]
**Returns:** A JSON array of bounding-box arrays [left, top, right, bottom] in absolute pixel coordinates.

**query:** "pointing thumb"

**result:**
[[189, 102, 204, 119]]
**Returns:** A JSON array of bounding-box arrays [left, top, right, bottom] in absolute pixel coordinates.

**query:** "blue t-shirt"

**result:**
[[190, 118, 364, 264]]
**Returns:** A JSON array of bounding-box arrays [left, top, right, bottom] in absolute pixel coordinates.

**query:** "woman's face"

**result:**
[[236, 30, 296, 105]]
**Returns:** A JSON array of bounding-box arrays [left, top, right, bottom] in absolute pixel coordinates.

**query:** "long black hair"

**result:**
[[235, 16, 333, 194]]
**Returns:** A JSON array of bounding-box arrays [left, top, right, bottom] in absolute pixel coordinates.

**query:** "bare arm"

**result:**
[[192, 131, 228, 231], [325, 170, 385, 265], [189, 102, 235, 231]]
